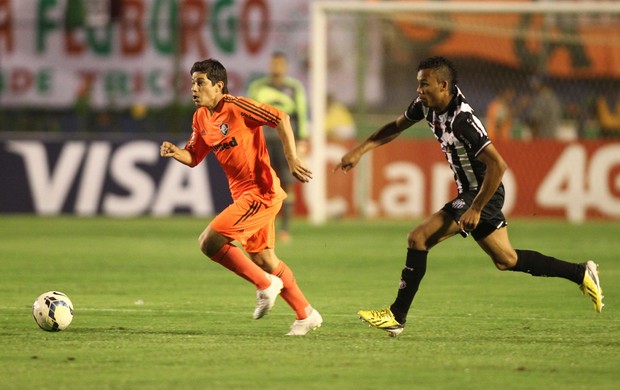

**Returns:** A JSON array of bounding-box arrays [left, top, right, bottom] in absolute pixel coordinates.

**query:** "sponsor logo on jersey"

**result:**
[[240, 111, 259, 122], [451, 198, 467, 209], [211, 137, 238, 152], [219, 123, 230, 136]]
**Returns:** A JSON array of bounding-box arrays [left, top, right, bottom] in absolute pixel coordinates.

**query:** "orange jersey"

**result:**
[[185, 95, 287, 202]]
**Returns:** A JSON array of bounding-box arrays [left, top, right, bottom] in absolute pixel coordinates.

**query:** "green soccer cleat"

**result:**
[[580, 260, 604, 313], [357, 307, 405, 337]]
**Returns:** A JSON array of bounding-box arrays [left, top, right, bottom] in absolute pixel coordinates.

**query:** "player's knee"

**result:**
[[407, 230, 426, 250], [491, 252, 518, 271], [198, 228, 219, 258], [494, 261, 511, 271], [198, 231, 210, 256], [407, 230, 424, 250]]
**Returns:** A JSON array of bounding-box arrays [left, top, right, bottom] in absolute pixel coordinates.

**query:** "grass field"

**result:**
[[1, 216, 618, 389]]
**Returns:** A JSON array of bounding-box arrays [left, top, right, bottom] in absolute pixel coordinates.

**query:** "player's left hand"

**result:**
[[289, 157, 313, 183], [458, 208, 481, 235]]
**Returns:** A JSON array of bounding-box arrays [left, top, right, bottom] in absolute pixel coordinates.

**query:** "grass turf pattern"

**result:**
[[1, 216, 618, 389]]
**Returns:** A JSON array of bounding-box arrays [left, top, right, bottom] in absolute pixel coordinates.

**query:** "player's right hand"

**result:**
[[289, 157, 313, 183], [333, 150, 361, 173], [160, 141, 177, 157]]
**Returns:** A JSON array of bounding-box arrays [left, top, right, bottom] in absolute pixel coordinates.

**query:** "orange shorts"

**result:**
[[209, 192, 284, 253]]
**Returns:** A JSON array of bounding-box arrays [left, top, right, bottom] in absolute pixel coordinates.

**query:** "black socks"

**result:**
[[391, 249, 428, 324], [512, 249, 584, 284], [389, 248, 584, 325]]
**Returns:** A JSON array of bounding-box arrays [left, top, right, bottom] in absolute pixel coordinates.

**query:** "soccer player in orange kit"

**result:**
[[160, 59, 322, 335]]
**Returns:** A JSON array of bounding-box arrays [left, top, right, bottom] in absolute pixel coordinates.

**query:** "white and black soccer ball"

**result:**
[[32, 291, 74, 332]]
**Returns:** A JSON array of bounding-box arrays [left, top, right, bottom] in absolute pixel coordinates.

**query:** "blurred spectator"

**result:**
[[74, 77, 94, 131], [566, 96, 597, 139], [325, 94, 357, 141], [521, 76, 562, 139], [247, 52, 309, 243], [485, 88, 515, 141], [596, 92, 620, 138]]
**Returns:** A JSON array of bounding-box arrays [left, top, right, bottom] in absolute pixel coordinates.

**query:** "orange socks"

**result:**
[[210, 243, 271, 290], [210, 245, 311, 320], [272, 261, 310, 320]]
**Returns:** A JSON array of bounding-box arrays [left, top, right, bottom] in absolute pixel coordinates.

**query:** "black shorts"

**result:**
[[441, 184, 508, 241]]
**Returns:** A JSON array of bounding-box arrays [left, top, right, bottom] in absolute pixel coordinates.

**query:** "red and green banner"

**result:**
[[2, 0, 619, 110], [0, 0, 310, 108]]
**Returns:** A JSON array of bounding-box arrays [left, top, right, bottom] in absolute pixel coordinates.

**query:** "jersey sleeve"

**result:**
[[404, 98, 426, 123], [184, 111, 210, 165], [233, 96, 284, 129], [452, 112, 491, 157]]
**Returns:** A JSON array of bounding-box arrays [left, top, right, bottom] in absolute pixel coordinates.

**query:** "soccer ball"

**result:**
[[32, 291, 74, 332]]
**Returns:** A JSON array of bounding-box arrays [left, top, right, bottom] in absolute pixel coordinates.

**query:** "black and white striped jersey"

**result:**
[[404, 86, 494, 194]]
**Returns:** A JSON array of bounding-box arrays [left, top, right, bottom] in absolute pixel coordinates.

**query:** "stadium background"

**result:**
[[1, 0, 619, 223]]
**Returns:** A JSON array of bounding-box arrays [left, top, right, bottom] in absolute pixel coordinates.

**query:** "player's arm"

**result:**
[[160, 141, 197, 166], [274, 113, 313, 183], [334, 113, 413, 173], [458, 144, 508, 232]]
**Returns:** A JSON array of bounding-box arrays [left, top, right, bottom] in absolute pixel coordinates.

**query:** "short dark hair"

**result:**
[[418, 56, 458, 92], [190, 59, 229, 93]]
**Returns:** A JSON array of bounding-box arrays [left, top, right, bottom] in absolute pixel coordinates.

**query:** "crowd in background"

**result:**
[[2, 1, 620, 141], [485, 77, 620, 141], [2, 79, 618, 141]]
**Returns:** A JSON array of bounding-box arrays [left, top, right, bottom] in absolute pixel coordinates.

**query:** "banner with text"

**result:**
[[323, 139, 620, 222], [2, 1, 619, 110], [0, 0, 311, 108], [2, 135, 619, 221], [0, 135, 232, 216]]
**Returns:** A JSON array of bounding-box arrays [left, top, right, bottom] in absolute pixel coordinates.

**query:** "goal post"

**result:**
[[308, 1, 620, 224], [309, 2, 328, 225]]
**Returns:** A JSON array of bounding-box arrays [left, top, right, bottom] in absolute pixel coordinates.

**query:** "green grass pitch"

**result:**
[[1, 216, 619, 389]]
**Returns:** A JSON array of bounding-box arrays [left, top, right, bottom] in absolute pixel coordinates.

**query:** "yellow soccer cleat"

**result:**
[[580, 260, 604, 313], [357, 307, 405, 337]]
